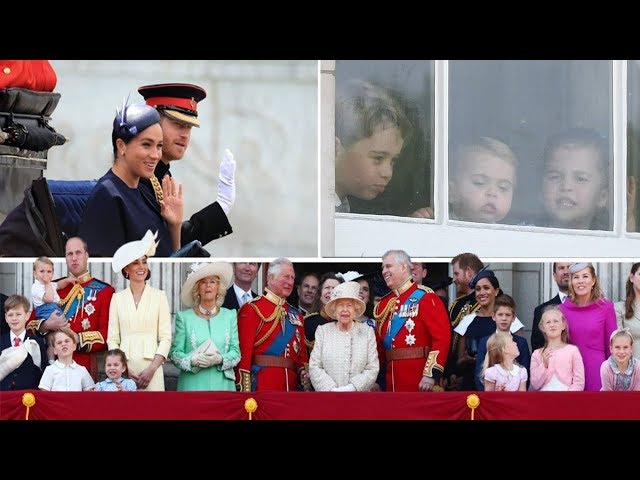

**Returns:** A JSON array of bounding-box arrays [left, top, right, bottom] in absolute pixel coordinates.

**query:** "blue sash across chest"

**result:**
[[64, 280, 106, 319], [251, 305, 300, 389], [383, 289, 425, 350]]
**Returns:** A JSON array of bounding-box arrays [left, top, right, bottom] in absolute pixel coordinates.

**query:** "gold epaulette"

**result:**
[[247, 295, 262, 304], [417, 284, 434, 294], [303, 311, 317, 320]]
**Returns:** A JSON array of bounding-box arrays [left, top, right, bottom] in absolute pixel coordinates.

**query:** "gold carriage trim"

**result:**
[[238, 369, 252, 392], [78, 331, 104, 353], [422, 349, 443, 377]]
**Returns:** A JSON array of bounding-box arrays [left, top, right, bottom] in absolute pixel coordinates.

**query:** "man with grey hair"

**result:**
[[375, 249, 451, 392], [235, 258, 310, 392]]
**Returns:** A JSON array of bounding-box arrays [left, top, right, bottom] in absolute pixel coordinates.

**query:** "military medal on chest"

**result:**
[[405, 316, 416, 345]]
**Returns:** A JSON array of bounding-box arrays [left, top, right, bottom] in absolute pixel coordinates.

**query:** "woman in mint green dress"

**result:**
[[170, 262, 240, 391]]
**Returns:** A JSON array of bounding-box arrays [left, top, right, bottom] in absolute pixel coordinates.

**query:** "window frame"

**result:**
[[323, 60, 640, 257]]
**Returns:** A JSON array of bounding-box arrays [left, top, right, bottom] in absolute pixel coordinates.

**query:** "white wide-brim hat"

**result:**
[[181, 261, 234, 307], [324, 281, 366, 319], [112, 230, 158, 273], [337, 270, 363, 282]]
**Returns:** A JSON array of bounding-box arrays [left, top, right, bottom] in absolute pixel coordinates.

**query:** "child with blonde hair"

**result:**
[[449, 137, 518, 224], [530, 305, 585, 391], [31, 256, 76, 364], [600, 328, 640, 391], [482, 331, 527, 391]]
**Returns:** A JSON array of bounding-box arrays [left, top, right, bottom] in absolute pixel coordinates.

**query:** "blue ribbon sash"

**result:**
[[383, 289, 426, 351], [251, 305, 300, 389]]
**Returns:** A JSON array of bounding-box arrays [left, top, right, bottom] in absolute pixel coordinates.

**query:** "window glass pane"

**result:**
[[449, 60, 613, 231], [335, 60, 434, 217], [628, 61, 640, 233]]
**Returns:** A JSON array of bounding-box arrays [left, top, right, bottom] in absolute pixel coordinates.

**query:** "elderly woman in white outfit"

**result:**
[[309, 281, 379, 392], [107, 230, 172, 391]]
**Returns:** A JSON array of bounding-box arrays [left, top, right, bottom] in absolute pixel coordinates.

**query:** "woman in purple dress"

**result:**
[[559, 262, 616, 391]]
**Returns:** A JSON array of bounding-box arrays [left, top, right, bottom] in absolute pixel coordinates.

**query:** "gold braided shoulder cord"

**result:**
[[451, 301, 480, 351], [251, 302, 284, 348], [58, 284, 85, 318], [150, 176, 164, 203], [374, 298, 396, 336]]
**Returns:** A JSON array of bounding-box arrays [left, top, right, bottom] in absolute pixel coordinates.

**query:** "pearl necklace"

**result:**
[[198, 304, 218, 317]]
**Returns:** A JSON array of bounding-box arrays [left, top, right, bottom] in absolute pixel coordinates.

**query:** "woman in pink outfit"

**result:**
[[559, 263, 617, 391]]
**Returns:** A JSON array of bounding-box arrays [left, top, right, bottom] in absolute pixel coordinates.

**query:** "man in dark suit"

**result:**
[[296, 272, 319, 316], [530, 262, 571, 351], [1, 294, 48, 391], [138, 83, 235, 249], [222, 262, 259, 311], [444, 252, 484, 390]]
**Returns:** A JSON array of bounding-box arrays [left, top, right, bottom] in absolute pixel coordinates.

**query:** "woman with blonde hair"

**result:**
[[169, 261, 240, 391], [559, 262, 616, 391]]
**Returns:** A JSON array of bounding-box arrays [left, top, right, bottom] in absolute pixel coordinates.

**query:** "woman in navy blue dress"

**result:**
[[79, 102, 182, 257]]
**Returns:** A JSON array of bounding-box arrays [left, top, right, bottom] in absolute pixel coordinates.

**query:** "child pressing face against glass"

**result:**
[[334, 79, 412, 208], [542, 129, 609, 230], [449, 138, 517, 224], [336, 125, 404, 201]]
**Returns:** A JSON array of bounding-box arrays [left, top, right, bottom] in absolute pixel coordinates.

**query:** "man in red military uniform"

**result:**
[[27, 237, 114, 380], [236, 258, 309, 392], [375, 249, 451, 392]]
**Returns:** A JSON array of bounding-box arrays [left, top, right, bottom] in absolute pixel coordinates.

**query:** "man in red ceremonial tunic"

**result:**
[[375, 249, 451, 392], [236, 258, 309, 392], [27, 237, 114, 380]]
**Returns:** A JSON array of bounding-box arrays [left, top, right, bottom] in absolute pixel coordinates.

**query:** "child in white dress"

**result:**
[[482, 331, 527, 391]]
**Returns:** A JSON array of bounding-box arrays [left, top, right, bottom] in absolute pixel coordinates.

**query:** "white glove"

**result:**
[[204, 352, 223, 367], [216, 149, 236, 215], [191, 352, 206, 367]]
